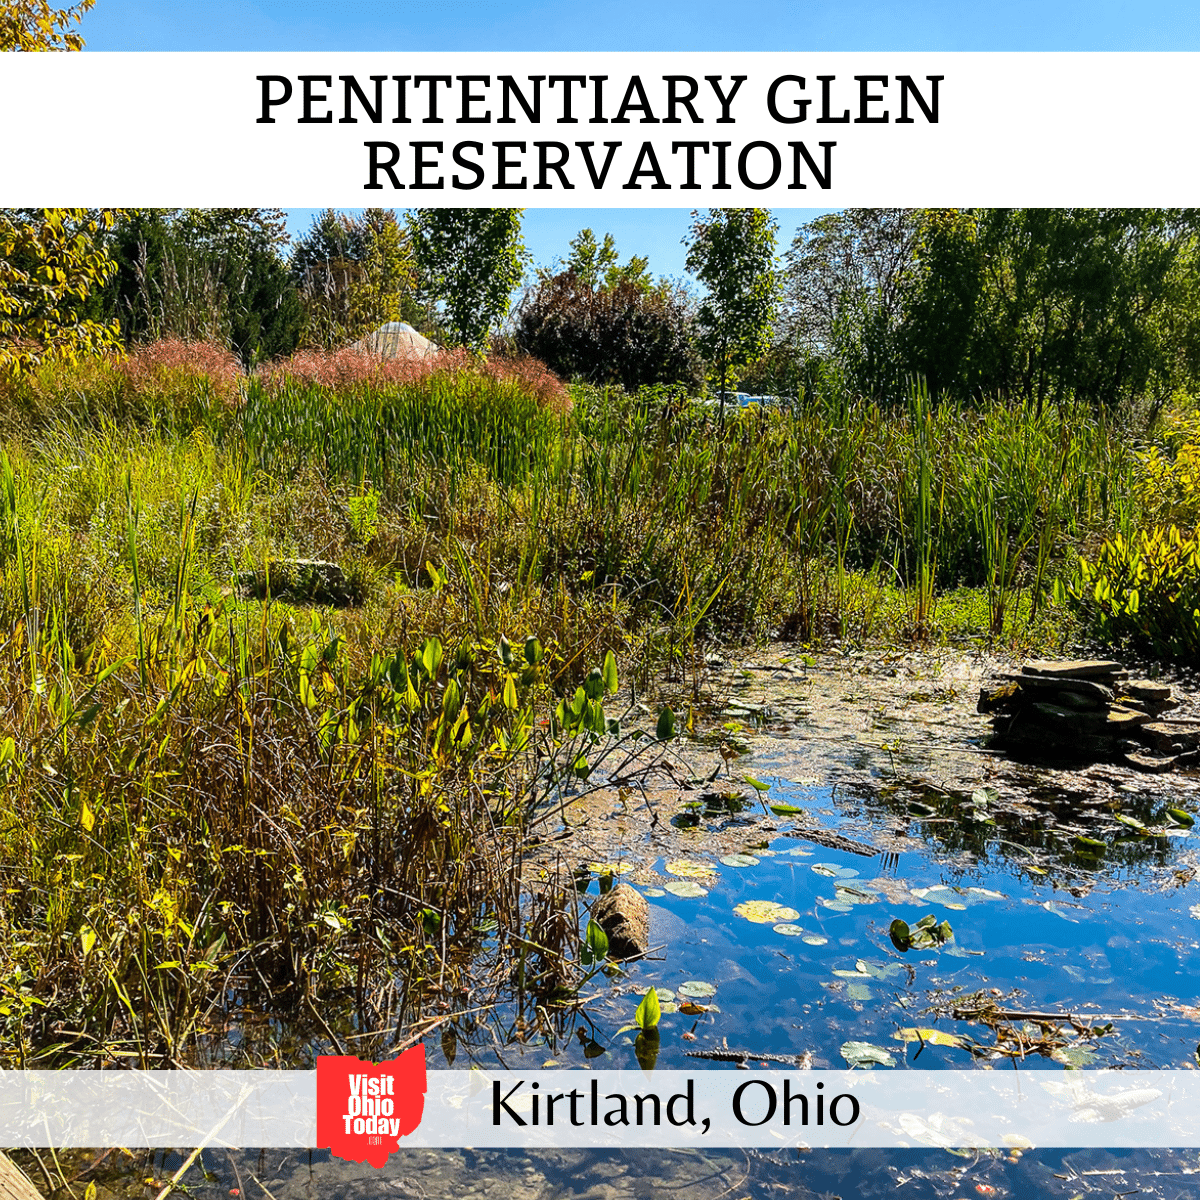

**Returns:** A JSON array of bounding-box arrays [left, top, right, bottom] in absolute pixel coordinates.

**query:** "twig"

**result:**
[[154, 1083, 253, 1200]]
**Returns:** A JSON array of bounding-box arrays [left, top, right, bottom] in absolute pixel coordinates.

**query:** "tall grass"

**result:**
[[0, 340, 1155, 1066]]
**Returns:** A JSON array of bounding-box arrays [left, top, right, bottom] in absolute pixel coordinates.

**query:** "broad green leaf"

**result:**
[[720, 854, 759, 867], [635, 987, 661, 1031], [582, 919, 609, 966], [656, 706, 676, 741], [602, 650, 619, 695]]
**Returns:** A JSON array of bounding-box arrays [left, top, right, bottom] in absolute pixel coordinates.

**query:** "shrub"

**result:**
[[512, 272, 703, 392], [1063, 525, 1200, 663]]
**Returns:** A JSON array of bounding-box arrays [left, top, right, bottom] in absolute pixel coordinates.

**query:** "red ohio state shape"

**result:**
[[316, 1046, 427, 1168]]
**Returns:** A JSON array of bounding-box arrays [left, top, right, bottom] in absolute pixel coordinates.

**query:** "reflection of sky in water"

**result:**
[[93, 724, 1200, 1198]]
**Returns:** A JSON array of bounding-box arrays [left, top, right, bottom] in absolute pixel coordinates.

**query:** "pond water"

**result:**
[[73, 652, 1200, 1199]]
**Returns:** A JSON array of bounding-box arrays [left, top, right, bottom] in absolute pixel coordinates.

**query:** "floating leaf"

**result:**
[[679, 1001, 708, 1015], [801, 934, 829, 946], [734, 900, 801, 923], [840, 1040, 896, 1069], [1051, 1045, 1098, 1068], [664, 858, 717, 878], [743, 775, 771, 792], [770, 803, 804, 815], [664, 880, 707, 898], [847, 982, 873, 1002], [894, 1027, 970, 1049], [773, 923, 807, 936], [678, 980, 717, 999], [1168, 808, 1195, 827], [891, 913, 953, 951], [811, 864, 840, 877], [588, 861, 634, 876], [720, 853, 759, 868], [642, 887, 665, 898], [639, 987, 674, 1003]]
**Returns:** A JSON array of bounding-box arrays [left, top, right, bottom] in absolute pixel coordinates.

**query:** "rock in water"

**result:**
[[1021, 659, 1128, 681], [591, 884, 650, 960]]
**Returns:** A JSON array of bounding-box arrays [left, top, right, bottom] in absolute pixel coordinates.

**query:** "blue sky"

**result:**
[[73, 0, 1200, 278]]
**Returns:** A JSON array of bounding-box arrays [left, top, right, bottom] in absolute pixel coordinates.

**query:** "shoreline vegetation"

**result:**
[[0, 337, 1194, 1069]]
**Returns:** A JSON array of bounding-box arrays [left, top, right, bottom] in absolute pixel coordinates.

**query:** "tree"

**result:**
[[407, 209, 527, 351], [560, 229, 651, 292], [903, 208, 1200, 412], [1, 0, 94, 51], [289, 208, 419, 350], [781, 208, 921, 400], [684, 208, 779, 422], [100, 208, 302, 365], [0, 208, 122, 376], [513, 273, 701, 391]]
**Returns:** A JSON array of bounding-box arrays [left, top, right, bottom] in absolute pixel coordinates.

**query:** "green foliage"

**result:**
[[0, 0, 94, 50], [1064, 525, 1200, 662], [289, 208, 420, 350], [781, 208, 921, 401], [0, 209, 122, 376], [560, 228, 651, 292], [100, 208, 302, 366], [684, 208, 779, 419], [634, 985, 661, 1031], [408, 209, 528, 351], [905, 208, 1200, 411], [780, 207, 1200, 415]]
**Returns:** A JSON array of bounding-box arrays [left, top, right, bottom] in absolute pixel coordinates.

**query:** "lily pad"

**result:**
[[801, 934, 829, 945], [811, 863, 841, 876], [1051, 1045, 1098, 1068], [642, 887, 666, 898], [720, 853, 760, 868], [664, 880, 708, 898], [638, 987, 675, 1002], [678, 980, 717, 999], [773, 923, 807, 936], [833, 884, 880, 905], [840, 1040, 896, 1069], [664, 858, 717, 878], [734, 900, 801, 923], [846, 982, 873, 1001], [770, 803, 805, 816], [588, 861, 634, 876], [817, 898, 854, 913]]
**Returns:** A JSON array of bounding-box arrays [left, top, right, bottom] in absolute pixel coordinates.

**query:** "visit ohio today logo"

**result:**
[[316, 1047, 427, 1167]]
